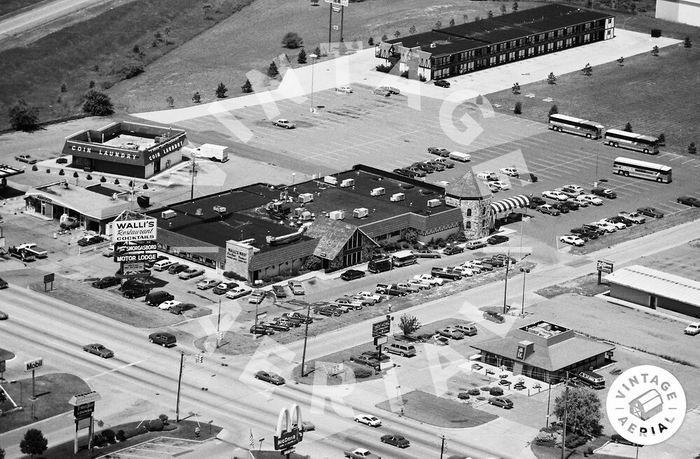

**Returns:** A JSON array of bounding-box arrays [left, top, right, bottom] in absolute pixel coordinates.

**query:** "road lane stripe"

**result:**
[[87, 360, 146, 380]]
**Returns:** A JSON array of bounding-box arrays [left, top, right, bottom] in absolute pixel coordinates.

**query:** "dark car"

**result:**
[[82, 343, 114, 358], [434, 80, 450, 88], [286, 312, 313, 324], [412, 162, 434, 173], [145, 291, 174, 306], [582, 223, 607, 235], [266, 321, 290, 332], [393, 168, 415, 178], [487, 235, 509, 245], [341, 269, 365, 281], [483, 311, 505, 323], [315, 306, 342, 316], [407, 167, 426, 177], [213, 281, 238, 295], [380, 434, 410, 448], [411, 249, 441, 258], [272, 284, 287, 298], [443, 245, 464, 255], [528, 196, 546, 209], [91, 276, 121, 289], [591, 187, 617, 199], [250, 324, 275, 335], [149, 332, 177, 347], [608, 215, 634, 227], [168, 263, 189, 274], [255, 370, 285, 385], [0, 278, 8, 289], [170, 303, 196, 315], [562, 200, 580, 211], [121, 286, 150, 299], [637, 207, 664, 218], [77, 235, 105, 247], [570, 227, 599, 240], [677, 196, 700, 207], [488, 397, 514, 409], [551, 203, 570, 214]]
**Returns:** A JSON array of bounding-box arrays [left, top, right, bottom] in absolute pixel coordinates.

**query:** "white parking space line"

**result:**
[[681, 158, 696, 165]]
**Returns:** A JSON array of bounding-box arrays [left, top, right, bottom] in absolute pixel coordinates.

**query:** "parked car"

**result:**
[[77, 235, 105, 246], [82, 343, 114, 358], [413, 274, 445, 286], [559, 185, 584, 197], [344, 448, 381, 459], [121, 285, 150, 299], [272, 284, 287, 298], [226, 286, 252, 299], [357, 291, 383, 303], [179, 268, 204, 279], [380, 434, 410, 448], [487, 182, 500, 193], [582, 223, 607, 235], [288, 280, 305, 295], [15, 154, 37, 164], [196, 278, 219, 290], [438, 328, 465, 340], [560, 235, 585, 246], [158, 300, 181, 311], [395, 282, 420, 294], [315, 306, 341, 316], [213, 281, 238, 295], [551, 203, 570, 214], [443, 245, 464, 255], [434, 157, 455, 168], [373, 87, 391, 97], [499, 167, 519, 177], [168, 263, 189, 275], [637, 207, 664, 218], [684, 323, 700, 335], [528, 196, 547, 209], [591, 187, 617, 199], [570, 227, 599, 240], [476, 171, 498, 181], [412, 249, 441, 258], [91, 276, 121, 289], [336, 86, 353, 93], [677, 196, 700, 207], [591, 220, 618, 233], [606, 216, 633, 227], [146, 291, 174, 306], [483, 311, 505, 323], [610, 434, 643, 447], [578, 194, 603, 206], [489, 397, 514, 409], [490, 180, 510, 191], [255, 370, 285, 385], [272, 119, 295, 129], [430, 267, 461, 280], [341, 269, 365, 281], [487, 235, 509, 245], [542, 190, 569, 201], [535, 204, 560, 216], [354, 414, 382, 427], [170, 303, 195, 315], [250, 324, 275, 335], [618, 211, 646, 224], [428, 147, 451, 157], [434, 79, 450, 88], [465, 240, 487, 250], [149, 332, 176, 347], [265, 321, 290, 332], [407, 166, 426, 177], [407, 279, 431, 290]]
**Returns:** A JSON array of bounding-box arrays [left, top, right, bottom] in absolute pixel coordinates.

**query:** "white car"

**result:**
[[601, 218, 627, 230], [487, 182, 500, 192], [272, 119, 296, 129], [336, 86, 353, 94], [684, 323, 700, 335], [591, 221, 617, 233], [499, 167, 519, 177], [408, 279, 432, 290], [226, 286, 252, 299], [568, 197, 587, 207], [476, 171, 498, 181], [197, 278, 219, 290], [542, 190, 569, 201], [357, 291, 383, 303], [562, 184, 584, 194], [461, 261, 483, 273], [158, 300, 181, 311], [354, 414, 382, 427], [578, 194, 603, 206], [413, 274, 445, 286], [560, 235, 585, 246], [451, 266, 475, 277], [618, 211, 646, 224], [491, 180, 510, 190]]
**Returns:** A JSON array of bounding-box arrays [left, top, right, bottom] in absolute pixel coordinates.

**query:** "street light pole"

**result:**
[[216, 299, 222, 348], [300, 303, 312, 377], [309, 54, 318, 113], [176, 351, 184, 422], [502, 252, 511, 315], [520, 267, 530, 317], [561, 372, 569, 459]]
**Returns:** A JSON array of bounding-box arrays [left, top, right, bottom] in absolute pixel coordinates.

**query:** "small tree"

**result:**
[[399, 314, 421, 336], [657, 133, 665, 145], [394, 30, 401, 38], [512, 82, 521, 94], [368, 37, 374, 46], [652, 45, 659, 56], [512, 1, 519, 12], [617, 56, 624, 66], [549, 104, 559, 116], [381, 34, 388, 41], [487, 10, 494, 18], [314, 45, 322, 57], [241, 79, 253, 93], [192, 91, 201, 103], [624, 122, 633, 132], [89, 80, 95, 88], [684, 36, 692, 48], [582, 63, 592, 76], [297, 48, 307, 64], [409, 25, 416, 34], [132, 44, 140, 54], [500, 4, 507, 15], [60, 83, 67, 93], [514, 101, 522, 114], [449, 18, 455, 27], [82, 90, 114, 116], [281, 32, 303, 49], [8, 99, 39, 132], [166, 96, 174, 107], [553, 387, 602, 437], [547, 72, 556, 84], [463, 14, 468, 23], [215, 82, 228, 98], [689, 142, 697, 155], [20, 429, 48, 458], [267, 61, 279, 78], [435, 20, 442, 29], [0, 447, 4, 459]]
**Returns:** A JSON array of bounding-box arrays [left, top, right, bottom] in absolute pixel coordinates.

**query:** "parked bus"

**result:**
[[368, 257, 393, 273], [612, 157, 672, 183], [604, 129, 659, 154], [548, 114, 604, 139], [576, 370, 605, 390], [391, 250, 418, 267]]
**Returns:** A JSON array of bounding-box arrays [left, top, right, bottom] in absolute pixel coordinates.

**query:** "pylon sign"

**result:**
[[274, 404, 303, 450]]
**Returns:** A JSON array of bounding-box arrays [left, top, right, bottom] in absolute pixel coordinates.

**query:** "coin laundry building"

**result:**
[[62, 121, 187, 179]]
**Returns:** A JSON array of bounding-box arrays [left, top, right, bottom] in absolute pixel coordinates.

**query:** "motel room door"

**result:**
[[153, 159, 161, 174]]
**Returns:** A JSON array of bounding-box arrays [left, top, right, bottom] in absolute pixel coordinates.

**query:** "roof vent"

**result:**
[[430, 42, 437, 48], [195, 208, 203, 216], [213, 205, 226, 213]]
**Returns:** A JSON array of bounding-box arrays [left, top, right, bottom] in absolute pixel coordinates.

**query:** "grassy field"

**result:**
[[0, 0, 45, 18]]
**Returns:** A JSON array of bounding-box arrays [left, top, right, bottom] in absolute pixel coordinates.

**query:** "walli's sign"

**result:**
[[112, 218, 157, 243]]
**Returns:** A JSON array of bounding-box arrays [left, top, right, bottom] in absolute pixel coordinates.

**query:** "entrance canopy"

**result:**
[[490, 194, 530, 214]]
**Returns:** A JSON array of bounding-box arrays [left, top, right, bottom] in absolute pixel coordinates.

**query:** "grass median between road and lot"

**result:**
[[0, 373, 91, 432], [0, 0, 45, 18]]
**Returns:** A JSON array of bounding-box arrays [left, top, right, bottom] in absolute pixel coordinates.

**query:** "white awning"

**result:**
[[490, 195, 530, 214]]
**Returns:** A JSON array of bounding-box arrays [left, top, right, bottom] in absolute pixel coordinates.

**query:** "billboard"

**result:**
[[111, 218, 157, 243]]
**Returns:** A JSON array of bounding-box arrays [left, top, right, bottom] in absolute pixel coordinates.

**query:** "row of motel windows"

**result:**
[[430, 25, 603, 67], [432, 34, 594, 79]]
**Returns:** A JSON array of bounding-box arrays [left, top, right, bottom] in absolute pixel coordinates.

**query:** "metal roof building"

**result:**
[[605, 265, 700, 319]]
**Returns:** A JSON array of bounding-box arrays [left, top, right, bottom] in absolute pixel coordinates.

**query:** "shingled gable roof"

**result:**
[[306, 217, 378, 260], [445, 169, 492, 199]]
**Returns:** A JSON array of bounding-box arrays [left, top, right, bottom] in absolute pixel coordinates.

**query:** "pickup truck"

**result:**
[[396, 282, 420, 293], [272, 284, 287, 298], [8, 246, 36, 262], [344, 448, 381, 459], [17, 243, 48, 259], [430, 267, 461, 280], [375, 284, 406, 296], [357, 291, 383, 303], [288, 280, 305, 295]]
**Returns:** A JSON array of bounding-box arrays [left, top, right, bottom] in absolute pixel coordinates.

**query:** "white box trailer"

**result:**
[[340, 178, 355, 188], [195, 144, 229, 162], [298, 193, 314, 203], [449, 151, 471, 162], [329, 210, 345, 220], [390, 193, 405, 202], [371, 187, 385, 196]]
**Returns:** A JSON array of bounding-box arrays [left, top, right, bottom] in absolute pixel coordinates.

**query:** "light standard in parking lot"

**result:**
[[309, 53, 318, 113], [520, 267, 530, 317]]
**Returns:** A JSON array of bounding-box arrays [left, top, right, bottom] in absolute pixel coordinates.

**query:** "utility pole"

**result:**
[[502, 252, 511, 314], [216, 299, 222, 348], [300, 303, 312, 377], [520, 267, 530, 317], [439, 434, 446, 459], [176, 351, 184, 422], [546, 381, 552, 428], [190, 150, 196, 201], [561, 371, 569, 459]]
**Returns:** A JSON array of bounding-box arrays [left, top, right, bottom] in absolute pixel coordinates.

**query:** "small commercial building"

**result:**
[[376, 4, 615, 81], [605, 265, 700, 319], [63, 121, 187, 179], [471, 321, 615, 383], [656, 0, 700, 27]]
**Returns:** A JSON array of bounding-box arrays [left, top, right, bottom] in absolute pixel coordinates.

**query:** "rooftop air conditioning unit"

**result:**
[[213, 205, 227, 213], [370, 187, 385, 197], [161, 210, 176, 219], [353, 208, 369, 218], [298, 193, 314, 203], [195, 208, 203, 216], [324, 176, 338, 185], [427, 199, 442, 208], [390, 193, 406, 202], [329, 210, 345, 220], [340, 178, 355, 188]]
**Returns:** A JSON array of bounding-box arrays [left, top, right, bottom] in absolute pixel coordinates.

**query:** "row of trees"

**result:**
[[9, 91, 114, 132]]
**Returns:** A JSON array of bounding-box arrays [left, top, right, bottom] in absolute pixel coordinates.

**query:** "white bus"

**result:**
[[548, 114, 604, 139], [391, 250, 418, 267], [612, 157, 672, 183], [604, 129, 659, 155]]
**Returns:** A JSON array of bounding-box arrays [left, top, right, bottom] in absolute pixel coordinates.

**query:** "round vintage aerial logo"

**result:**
[[606, 365, 686, 445]]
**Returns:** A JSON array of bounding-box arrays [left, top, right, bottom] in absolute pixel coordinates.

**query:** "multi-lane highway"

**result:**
[[0, 0, 112, 40]]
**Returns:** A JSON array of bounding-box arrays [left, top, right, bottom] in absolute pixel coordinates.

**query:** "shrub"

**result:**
[[82, 90, 114, 116], [376, 64, 391, 73], [534, 430, 556, 445], [120, 64, 144, 79], [400, 241, 410, 249], [116, 430, 127, 442], [437, 240, 447, 248], [457, 392, 470, 400], [8, 99, 39, 132], [476, 94, 483, 104], [158, 414, 169, 425], [565, 433, 588, 448], [102, 429, 116, 444], [468, 388, 481, 396], [223, 271, 246, 281], [368, 37, 374, 46], [549, 104, 558, 116], [215, 82, 228, 98], [489, 386, 504, 396], [354, 367, 372, 378], [282, 32, 303, 49], [419, 75, 426, 82], [476, 396, 486, 401], [514, 102, 522, 114], [147, 419, 164, 431], [302, 255, 322, 271], [93, 433, 107, 447]]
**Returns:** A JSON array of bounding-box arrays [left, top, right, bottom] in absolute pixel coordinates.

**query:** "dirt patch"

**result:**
[[535, 273, 610, 299]]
